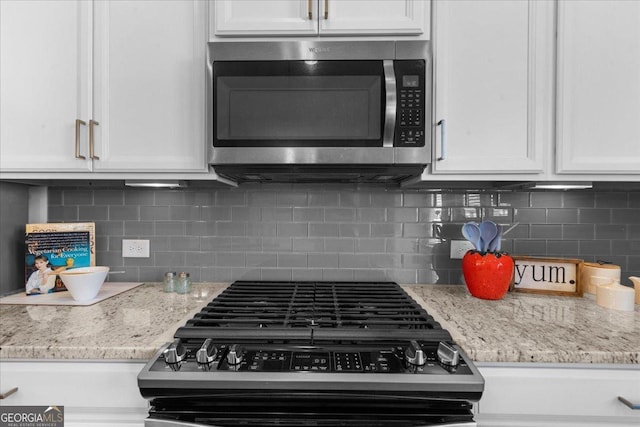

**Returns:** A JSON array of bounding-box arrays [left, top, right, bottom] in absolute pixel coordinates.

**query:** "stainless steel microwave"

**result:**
[[207, 40, 432, 183]]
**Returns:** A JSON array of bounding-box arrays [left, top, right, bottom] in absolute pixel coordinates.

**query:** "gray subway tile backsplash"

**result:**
[[613, 209, 640, 224], [530, 224, 563, 239], [595, 224, 627, 240], [79, 205, 110, 221], [263, 237, 293, 252], [109, 205, 139, 221], [498, 191, 529, 207], [562, 192, 595, 208], [547, 208, 579, 224], [125, 220, 154, 236], [595, 192, 629, 208], [579, 208, 611, 224], [562, 224, 595, 240], [309, 223, 339, 237], [276, 223, 308, 238], [63, 189, 94, 205], [325, 208, 356, 222], [546, 240, 580, 256], [530, 192, 563, 208], [513, 208, 547, 223], [339, 192, 372, 208], [44, 185, 640, 286], [292, 238, 322, 252], [324, 238, 355, 253], [308, 191, 339, 207], [140, 206, 171, 221]]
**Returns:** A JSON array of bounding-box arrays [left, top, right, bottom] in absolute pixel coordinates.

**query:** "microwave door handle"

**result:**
[[383, 60, 396, 148]]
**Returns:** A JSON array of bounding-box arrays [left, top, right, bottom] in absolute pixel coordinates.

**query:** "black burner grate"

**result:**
[[184, 281, 441, 331]]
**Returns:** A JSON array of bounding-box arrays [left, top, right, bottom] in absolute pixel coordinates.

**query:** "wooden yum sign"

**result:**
[[511, 256, 583, 297]]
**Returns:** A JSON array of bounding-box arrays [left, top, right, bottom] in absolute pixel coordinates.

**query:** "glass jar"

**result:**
[[175, 272, 192, 294], [163, 272, 176, 293]]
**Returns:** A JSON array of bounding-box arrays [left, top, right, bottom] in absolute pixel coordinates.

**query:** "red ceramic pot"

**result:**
[[462, 251, 515, 300]]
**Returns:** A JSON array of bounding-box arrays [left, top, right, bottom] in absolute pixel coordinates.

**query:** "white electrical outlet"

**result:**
[[450, 240, 475, 259], [122, 239, 150, 258]]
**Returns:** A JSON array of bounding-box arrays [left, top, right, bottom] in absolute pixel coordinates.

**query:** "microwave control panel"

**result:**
[[395, 60, 426, 147]]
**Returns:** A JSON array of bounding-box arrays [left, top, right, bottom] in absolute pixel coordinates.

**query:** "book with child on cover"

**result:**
[[25, 222, 96, 295]]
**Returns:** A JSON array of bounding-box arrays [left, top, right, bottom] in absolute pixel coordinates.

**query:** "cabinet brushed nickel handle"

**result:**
[[89, 119, 100, 160], [437, 119, 446, 161], [618, 396, 640, 410], [308, 0, 312, 19], [324, 0, 328, 19], [0, 387, 18, 399], [74, 119, 86, 160]]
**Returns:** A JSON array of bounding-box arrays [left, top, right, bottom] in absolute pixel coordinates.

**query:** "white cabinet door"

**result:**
[[319, 0, 426, 35], [556, 0, 640, 175], [212, 0, 426, 37], [213, 0, 318, 36], [0, 361, 148, 427], [430, 0, 552, 175], [477, 364, 640, 426], [0, 0, 92, 172], [92, 0, 207, 172]]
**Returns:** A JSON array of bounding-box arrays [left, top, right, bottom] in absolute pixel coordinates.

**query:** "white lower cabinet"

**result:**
[[0, 360, 148, 427], [476, 363, 640, 427]]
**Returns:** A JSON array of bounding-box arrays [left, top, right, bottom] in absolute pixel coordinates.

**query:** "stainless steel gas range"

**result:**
[[138, 281, 484, 426]]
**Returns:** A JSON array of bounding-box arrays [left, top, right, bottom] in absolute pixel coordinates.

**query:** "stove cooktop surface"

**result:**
[[179, 280, 449, 338]]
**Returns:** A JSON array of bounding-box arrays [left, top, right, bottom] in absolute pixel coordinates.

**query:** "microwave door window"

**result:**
[[214, 61, 384, 147]]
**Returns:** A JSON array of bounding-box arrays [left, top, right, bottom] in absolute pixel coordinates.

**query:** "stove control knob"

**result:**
[[405, 340, 426, 366], [163, 339, 186, 371], [437, 341, 460, 367], [196, 338, 218, 367], [226, 344, 243, 365]]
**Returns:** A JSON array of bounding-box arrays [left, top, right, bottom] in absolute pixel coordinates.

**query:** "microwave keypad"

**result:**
[[399, 130, 424, 145], [398, 88, 424, 145], [400, 89, 422, 108], [400, 109, 422, 127]]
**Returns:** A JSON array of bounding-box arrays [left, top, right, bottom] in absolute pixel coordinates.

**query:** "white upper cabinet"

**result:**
[[212, 0, 427, 37], [318, 0, 426, 35], [429, 0, 553, 175], [92, 1, 207, 172], [0, 0, 207, 174], [213, 0, 317, 36], [555, 0, 640, 175], [0, 0, 92, 172]]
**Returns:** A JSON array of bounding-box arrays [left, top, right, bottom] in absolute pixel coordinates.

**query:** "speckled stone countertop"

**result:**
[[1, 283, 638, 364], [0, 283, 228, 360], [404, 285, 640, 365]]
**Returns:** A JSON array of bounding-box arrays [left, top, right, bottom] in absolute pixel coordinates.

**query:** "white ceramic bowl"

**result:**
[[58, 266, 109, 301]]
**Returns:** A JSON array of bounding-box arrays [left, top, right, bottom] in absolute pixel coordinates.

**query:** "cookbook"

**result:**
[[25, 222, 96, 295]]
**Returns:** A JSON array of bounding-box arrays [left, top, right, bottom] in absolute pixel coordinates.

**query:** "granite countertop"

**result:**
[[0, 283, 228, 360], [1, 283, 638, 364], [404, 285, 640, 365]]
